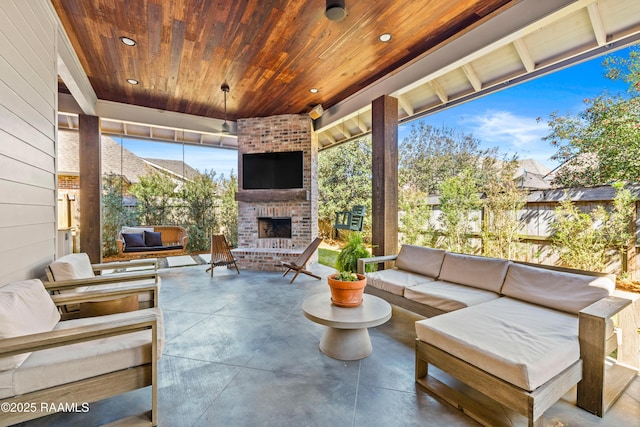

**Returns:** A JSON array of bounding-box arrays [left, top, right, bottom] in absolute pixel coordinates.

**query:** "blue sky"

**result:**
[[119, 47, 632, 175], [405, 47, 631, 169]]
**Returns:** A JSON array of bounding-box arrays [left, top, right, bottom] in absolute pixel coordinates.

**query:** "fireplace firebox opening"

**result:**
[[258, 217, 292, 238]]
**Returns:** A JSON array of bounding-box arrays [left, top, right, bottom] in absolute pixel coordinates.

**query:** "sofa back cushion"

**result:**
[[144, 230, 163, 247], [394, 245, 446, 278], [0, 279, 60, 371], [501, 263, 615, 314], [48, 253, 95, 280], [438, 253, 510, 293], [122, 233, 146, 248]]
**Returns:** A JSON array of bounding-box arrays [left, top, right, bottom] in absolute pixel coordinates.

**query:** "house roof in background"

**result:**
[[57, 130, 201, 184], [58, 130, 154, 183], [142, 158, 201, 181]]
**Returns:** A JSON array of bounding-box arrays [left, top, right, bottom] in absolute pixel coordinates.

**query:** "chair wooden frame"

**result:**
[[206, 234, 240, 276], [0, 287, 160, 427], [280, 237, 323, 283], [45, 258, 160, 320]]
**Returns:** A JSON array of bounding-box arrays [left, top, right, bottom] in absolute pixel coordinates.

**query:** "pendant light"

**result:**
[[221, 82, 230, 134]]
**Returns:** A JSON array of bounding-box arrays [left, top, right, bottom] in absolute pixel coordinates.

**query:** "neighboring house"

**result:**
[[57, 129, 155, 190], [57, 130, 155, 237], [513, 158, 553, 190], [57, 130, 199, 247], [142, 158, 201, 191]]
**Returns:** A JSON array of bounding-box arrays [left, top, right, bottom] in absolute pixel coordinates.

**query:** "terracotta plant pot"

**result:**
[[327, 273, 367, 307]]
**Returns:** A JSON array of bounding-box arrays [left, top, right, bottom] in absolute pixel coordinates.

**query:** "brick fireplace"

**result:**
[[232, 114, 319, 271]]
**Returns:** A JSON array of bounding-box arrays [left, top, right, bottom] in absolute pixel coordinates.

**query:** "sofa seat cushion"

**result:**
[[366, 268, 435, 296], [0, 280, 61, 371], [438, 253, 510, 293], [123, 245, 183, 253], [394, 245, 446, 278], [415, 297, 579, 392], [0, 308, 164, 399], [502, 263, 615, 314], [404, 280, 500, 312]]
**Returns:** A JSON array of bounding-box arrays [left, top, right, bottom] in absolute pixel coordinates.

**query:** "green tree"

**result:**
[[218, 172, 238, 247], [128, 171, 177, 225], [552, 198, 609, 271], [102, 174, 138, 256], [551, 183, 635, 273], [437, 168, 481, 253], [318, 137, 372, 240], [604, 182, 635, 269], [544, 45, 640, 187], [481, 160, 527, 259], [399, 188, 437, 247], [182, 171, 219, 252], [399, 122, 500, 194]]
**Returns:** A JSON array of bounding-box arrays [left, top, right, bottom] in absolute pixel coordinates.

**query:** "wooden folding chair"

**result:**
[[206, 234, 240, 276], [280, 237, 323, 283]]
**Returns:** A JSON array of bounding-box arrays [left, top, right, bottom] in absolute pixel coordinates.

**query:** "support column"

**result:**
[[371, 95, 398, 258], [79, 115, 102, 263]]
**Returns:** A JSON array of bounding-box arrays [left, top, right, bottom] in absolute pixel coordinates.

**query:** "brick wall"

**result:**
[[233, 114, 319, 270], [58, 174, 80, 189]]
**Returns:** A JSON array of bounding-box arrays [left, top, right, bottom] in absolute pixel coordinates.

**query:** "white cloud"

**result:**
[[466, 110, 548, 149], [458, 110, 559, 168]]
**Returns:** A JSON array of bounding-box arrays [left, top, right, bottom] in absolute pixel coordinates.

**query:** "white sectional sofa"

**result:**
[[357, 245, 638, 427]]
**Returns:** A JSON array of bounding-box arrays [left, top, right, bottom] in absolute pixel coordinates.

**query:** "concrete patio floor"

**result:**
[[18, 262, 640, 426]]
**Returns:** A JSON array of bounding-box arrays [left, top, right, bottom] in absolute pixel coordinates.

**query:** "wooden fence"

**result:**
[[423, 185, 640, 278]]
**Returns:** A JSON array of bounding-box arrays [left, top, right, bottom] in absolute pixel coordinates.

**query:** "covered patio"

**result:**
[[17, 264, 640, 427], [2, 0, 640, 426]]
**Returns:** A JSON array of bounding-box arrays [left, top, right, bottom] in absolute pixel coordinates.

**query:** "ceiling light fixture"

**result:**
[[325, 0, 346, 21], [221, 82, 230, 134], [126, 78, 138, 85], [309, 88, 319, 94], [379, 33, 392, 42], [119, 36, 137, 46]]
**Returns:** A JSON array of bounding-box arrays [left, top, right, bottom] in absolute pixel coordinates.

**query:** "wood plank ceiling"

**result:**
[[51, 0, 515, 122]]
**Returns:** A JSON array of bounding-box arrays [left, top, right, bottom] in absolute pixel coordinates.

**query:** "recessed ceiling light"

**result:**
[[127, 79, 139, 85], [309, 88, 319, 94], [119, 36, 137, 46], [379, 33, 392, 42]]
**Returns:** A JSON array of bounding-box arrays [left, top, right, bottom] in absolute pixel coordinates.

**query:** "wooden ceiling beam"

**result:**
[[462, 63, 483, 91], [587, 2, 607, 46], [430, 80, 448, 104], [397, 95, 414, 116], [513, 38, 536, 72]]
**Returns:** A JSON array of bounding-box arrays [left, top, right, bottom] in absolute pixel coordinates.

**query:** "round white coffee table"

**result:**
[[302, 293, 392, 360]]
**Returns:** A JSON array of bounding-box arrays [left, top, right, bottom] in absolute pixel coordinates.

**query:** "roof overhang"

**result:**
[[56, 0, 640, 151]]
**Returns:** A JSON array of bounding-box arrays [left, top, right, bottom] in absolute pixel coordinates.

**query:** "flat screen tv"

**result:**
[[242, 151, 303, 189]]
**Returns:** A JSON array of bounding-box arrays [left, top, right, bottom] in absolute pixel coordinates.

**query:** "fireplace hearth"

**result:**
[[258, 217, 292, 239]]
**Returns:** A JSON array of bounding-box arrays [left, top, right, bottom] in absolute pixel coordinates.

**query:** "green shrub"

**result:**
[[335, 232, 374, 273]]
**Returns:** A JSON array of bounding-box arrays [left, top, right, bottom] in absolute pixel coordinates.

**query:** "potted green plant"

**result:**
[[328, 232, 372, 307]]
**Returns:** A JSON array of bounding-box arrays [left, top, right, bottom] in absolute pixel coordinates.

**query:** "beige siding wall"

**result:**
[[0, 1, 57, 283]]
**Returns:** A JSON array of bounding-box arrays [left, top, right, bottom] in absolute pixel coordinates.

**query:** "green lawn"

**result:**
[[318, 248, 339, 268]]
